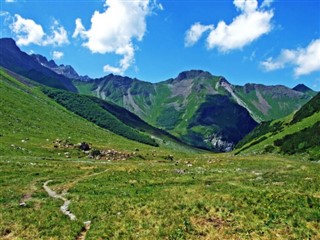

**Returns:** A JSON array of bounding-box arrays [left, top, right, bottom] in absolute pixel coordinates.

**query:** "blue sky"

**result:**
[[1, 0, 320, 90]]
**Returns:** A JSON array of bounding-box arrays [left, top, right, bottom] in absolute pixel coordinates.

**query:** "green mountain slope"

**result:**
[[0, 69, 168, 157], [232, 83, 316, 122], [75, 70, 315, 151], [41, 87, 191, 150], [235, 93, 320, 160], [41, 87, 158, 147]]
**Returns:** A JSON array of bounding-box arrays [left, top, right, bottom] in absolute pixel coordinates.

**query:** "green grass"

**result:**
[[1, 154, 320, 239]]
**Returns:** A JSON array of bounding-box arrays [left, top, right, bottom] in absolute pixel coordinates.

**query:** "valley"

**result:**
[[0, 37, 320, 239]]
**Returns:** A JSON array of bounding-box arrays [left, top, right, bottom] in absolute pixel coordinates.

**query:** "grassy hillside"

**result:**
[[41, 87, 158, 147], [0, 69, 161, 156], [235, 93, 320, 160], [233, 84, 315, 122]]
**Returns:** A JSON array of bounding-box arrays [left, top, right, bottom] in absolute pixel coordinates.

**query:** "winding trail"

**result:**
[[43, 170, 109, 239], [43, 180, 77, 221]]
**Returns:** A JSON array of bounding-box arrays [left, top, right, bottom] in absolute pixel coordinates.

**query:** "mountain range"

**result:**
[[74, 71, 316, 151], [0, 38, 317, 152]]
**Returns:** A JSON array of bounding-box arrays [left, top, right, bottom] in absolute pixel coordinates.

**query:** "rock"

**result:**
[[19, 202, 27, 207], [175, 169, 186, 174], [79, 142, 90, 151], [90, 149, 101, 158], [165, 155, 174, 161]]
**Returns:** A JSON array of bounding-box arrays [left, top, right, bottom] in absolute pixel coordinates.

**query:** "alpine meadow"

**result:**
[[0, 0, 320, 239]]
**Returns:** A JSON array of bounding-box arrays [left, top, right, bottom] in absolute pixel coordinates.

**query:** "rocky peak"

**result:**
[[293, 84, 313, 93], [32, 54, 58, 68], [31, 53, 91, 81], [175, 70, 212, 81]]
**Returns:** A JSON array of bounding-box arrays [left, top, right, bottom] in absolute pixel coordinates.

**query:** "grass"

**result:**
[[1, 154, 320, 239], [1, 69, 320, 239]]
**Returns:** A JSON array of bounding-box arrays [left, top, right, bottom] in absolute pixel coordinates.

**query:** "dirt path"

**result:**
[[43, 180, 77, 221], [43, 170, 109, 239]]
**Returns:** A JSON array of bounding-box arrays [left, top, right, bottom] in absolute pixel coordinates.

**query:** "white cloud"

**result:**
[[261, 39, 320, 77], [184, 22, 213, 47], [72, 18, 86, 39], [52, 51, 64, 60], [5, 0, 16, 2], [9, 14, 69, 47], [185, 0, 273, 52], [10, 14, 45, 46], [43, 20, 69, 46], [261, 0, 274, 8], [73, 0, 156, 75]]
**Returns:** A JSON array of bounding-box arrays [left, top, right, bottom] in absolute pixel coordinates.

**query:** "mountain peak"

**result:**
[[292, 84, 313, 93], [0, 38, 19, 51], [176, 70, 212, 81], [32, 54, 58, 68]]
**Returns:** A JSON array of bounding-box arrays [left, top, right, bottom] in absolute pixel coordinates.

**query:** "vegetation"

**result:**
[[1, 154, 320, 239], [274, 122, 320, 158], [236, 121, 283, 149], [235, 93, 320, 159], [41, 87, 158, 147], [291, 93, 320, 124]]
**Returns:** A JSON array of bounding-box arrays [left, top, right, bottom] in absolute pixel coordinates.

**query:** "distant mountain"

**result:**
[[0, 38, 77, 92], [292, 84, 314, 94], [235, 93, 320, 160], [32, 54, 91, 81], [0, 68, 194, 153], [74, 70, 316, 151]]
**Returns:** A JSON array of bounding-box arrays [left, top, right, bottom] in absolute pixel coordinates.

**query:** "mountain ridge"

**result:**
[[0, 38, 317, 152], [0, 38, 77, 92], [31, 54, 92, 81]]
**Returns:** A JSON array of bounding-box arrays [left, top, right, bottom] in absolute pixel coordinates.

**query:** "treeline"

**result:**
[[274, 122, 320, 156], [291, 93, 320, 124], [41, 87, 158, 147]]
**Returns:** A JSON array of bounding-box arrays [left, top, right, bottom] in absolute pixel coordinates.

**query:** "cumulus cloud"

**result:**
[[9, 14, 69, 47], [73, 0, 156, 75], [52, 51, 64, 60], [43, 20, 69, 46], [261, 39, 320, 77], [185, 23, 213, 47], [185, 0, 273, 52], [10, 14, 45, 46]]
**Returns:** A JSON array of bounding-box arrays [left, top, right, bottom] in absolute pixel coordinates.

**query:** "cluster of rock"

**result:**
[[53, 139, 77, 149], [89, 149, 134, 161], [53, 139, 133, 161]]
